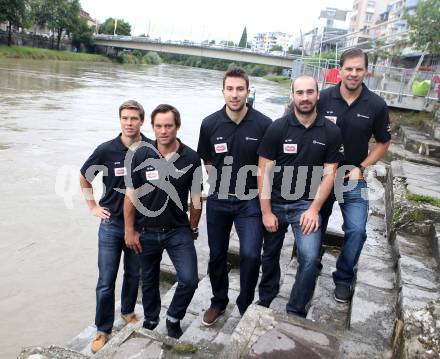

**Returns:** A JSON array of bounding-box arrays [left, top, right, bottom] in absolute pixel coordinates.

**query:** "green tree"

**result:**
[[269, 44, 283, 52], [98, 18, 131, 36], [32, 0, 81, 49], [287, 46, 302, 55], [71, 17, 93, 51], [238, 26, 247, 48], [369, 39, 390, 66], [406, 0, 440, 55], [0, 0, 30, 46]]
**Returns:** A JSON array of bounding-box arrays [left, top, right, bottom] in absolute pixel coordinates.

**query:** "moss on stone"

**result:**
[[173, 343, 198, 354], [407, 193, 440, 208]]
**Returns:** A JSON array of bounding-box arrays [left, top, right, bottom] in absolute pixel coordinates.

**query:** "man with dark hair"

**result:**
[[80, 100, 149, 353], [318, 48, 391, 303], [257, 76, 343, 317], [124, 104, 202, 339], [197, 67, 272, 325]]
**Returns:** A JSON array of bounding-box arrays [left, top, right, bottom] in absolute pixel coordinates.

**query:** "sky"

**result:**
[[80, 0, 353, 42]]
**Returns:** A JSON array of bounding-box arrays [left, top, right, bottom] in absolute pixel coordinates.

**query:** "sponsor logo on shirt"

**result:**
[[387, 124, 391, 132], [357, 113, 370, 119], [214, 143, 228, 153], [146, 170, 159, 181], [245, 137, 258, 141], [339, 144, 345, 153], [114, 167, 127, 176], [325, 116, 337, 124], [283, 143, 297, 154], [313, 140, 326, 146]]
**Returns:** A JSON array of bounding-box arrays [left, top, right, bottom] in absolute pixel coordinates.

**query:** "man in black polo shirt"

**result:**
[[124, 104, 202, 339], [318, 48, 391, 303], [197, 67, 272, 324], [257, 75, 343, 317], [80, 100, 149, 353]]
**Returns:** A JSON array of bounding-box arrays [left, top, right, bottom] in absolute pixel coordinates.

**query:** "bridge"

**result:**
[[93, 34, 296, 68]]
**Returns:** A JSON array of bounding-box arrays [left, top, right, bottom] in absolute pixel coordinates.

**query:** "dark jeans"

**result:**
[[95, 217, 140, 334], [259, 200, 321, 317], [138, 227, 198, 323], [321, 179, 369, 288], [206, 196, 263, 315]]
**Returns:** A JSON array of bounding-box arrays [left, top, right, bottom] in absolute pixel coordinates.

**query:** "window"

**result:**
[[366, 12, 374, 22], [367, 0, 376, 7]]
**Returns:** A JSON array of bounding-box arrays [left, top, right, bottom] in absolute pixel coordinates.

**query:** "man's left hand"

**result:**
[[299, 208, 320, 235]]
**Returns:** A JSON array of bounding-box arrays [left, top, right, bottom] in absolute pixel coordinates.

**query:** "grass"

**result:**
[[407, 192, 440, 208], [0, 45, 109, 62], [264, 75, 291, 87]]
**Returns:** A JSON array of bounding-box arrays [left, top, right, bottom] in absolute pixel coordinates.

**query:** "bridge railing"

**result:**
[[291, 58, 439, 103]]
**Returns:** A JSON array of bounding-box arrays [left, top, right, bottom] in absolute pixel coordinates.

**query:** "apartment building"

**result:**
[[252, 32, 294, 53]]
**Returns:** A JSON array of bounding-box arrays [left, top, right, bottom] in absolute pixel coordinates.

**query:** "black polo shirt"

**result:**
[[197, 105, 272, 195], [318, 83, 391, 167], [258, 113, 344, 203], [130, 140, 202, 231], [80, 134, 151, 219]]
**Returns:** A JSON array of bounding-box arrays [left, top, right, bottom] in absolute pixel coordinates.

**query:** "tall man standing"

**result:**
[[80, 100, 149, 353], [197, 67, 272, 324], [318, 48, 391, 303], [257, 76, 344, 317], [124, 104, 202, 339]]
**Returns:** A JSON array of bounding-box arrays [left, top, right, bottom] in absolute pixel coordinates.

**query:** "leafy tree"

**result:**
[[287, 46, 302, 55], [71, 17, 93, 51], [369, 39, 390, 66], [406, 0, 440, 55], [0, 0, 30, 46], [98, 18, 131, 36], [269, 44, 283, 52], [32, 0, 81, 49], [238, 26, 247, 48]]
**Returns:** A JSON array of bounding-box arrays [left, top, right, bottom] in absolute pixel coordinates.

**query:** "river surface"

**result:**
[[0, 59, 288, 358]]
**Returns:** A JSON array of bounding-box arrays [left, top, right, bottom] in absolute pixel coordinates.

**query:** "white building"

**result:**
[[315, 7, 350, 54], [252, 32, 294, 53]]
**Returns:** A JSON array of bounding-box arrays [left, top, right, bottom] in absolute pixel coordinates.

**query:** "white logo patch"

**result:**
[[357, 113, 370, 119], [146, 170, 159, 181], [283, 143, 297, 154], [325, 116, 337, 124], [245, 137, 258, 141], [313, 140, 326, 146], [214, 143, 228, 153], [339, 144, 345, 153], [114, 167, 127, 176]]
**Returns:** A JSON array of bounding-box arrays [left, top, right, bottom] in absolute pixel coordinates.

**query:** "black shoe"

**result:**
[[334, 284, 353, 303], [143, 320, 158, 330], [255, 300, 270, 308], [166, 319, 183, 339]]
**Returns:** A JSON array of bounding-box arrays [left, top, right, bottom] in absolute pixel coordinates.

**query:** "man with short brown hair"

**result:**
[[80, 100, 149, 353]]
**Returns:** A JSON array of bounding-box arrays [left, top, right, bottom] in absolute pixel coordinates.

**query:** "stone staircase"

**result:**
[[18, 110, 440, 358]]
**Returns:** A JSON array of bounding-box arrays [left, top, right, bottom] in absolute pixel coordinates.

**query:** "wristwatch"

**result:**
[[191, 227, 199, 236], [359, 165, 367, 175]]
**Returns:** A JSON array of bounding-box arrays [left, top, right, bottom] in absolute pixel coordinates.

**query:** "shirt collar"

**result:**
[[152, 138, 186, 158], [220, 104, 253, 123], [115, 133, 150, 151], [332, 83, 369, 102], [288, 112, 324, 128]]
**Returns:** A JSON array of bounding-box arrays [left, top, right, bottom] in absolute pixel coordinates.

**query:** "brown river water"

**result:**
[[0, 58, 288, 358]]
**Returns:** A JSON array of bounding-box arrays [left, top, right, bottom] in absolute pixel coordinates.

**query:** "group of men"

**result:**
[[80, 47, 391, 353]]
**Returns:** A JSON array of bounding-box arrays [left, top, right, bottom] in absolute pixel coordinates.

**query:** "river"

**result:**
[[0, 59, 288, 358]]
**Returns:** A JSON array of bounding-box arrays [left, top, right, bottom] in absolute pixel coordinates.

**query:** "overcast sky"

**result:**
[[80, 0, 353, 42]]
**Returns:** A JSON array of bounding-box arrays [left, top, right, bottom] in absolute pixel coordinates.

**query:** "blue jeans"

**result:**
[[96, 217, 140, 334], [138, 227, 198, 323], [206, 196, 263, 315], [321, 180, 369, 287], [259, 200, 321, 317]]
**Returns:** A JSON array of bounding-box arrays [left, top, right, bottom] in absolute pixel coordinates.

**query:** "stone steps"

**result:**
[[400, 125, 440, 159], [386, 142, 440, 167]]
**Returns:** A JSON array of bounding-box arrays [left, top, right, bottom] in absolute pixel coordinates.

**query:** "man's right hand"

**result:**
[[263, 212, 278, 232], [91, 205, 111, 219], [125, 230, 142, 254]]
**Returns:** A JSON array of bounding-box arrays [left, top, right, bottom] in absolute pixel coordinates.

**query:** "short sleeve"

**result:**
[[130, 149, 144, 189], [257, 122, 280, 161], [80, 146, 103, 181], [325, 126, 345, 164], [197, 122, 212, 162], [373, 103, 391, 143]]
